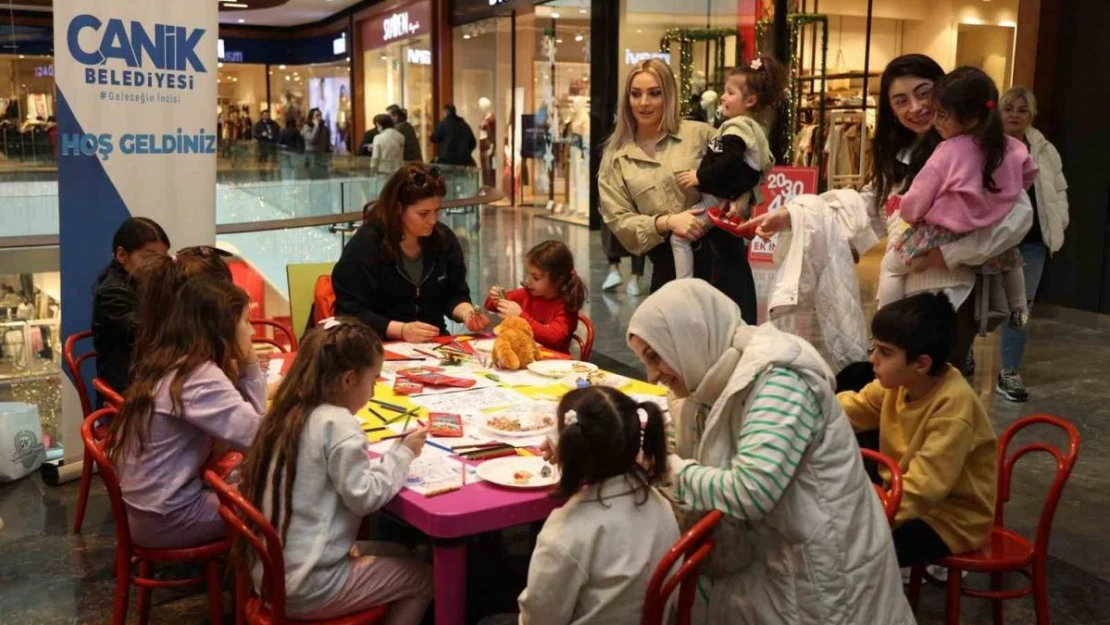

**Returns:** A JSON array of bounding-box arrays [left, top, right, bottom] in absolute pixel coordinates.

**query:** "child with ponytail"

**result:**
[[485, 240, 588, 354], [517, 386, 678, 625], [237, 317, 432, 624]]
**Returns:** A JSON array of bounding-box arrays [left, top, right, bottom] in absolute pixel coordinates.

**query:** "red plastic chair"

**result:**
[[573, 313, 595, 362], [93, 377, 125, 410], [204, 470, 390, 625], [861, 448, 903, 526], [642, 510, 722, 625], [81, 409, 228, 625], [251, 319, 298, 353], [65, 330, 101, 533], [63, 330, 96, 418], [908, 414, 1080, 625]]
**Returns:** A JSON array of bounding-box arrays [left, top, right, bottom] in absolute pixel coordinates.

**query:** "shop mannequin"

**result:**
[[568, 96, 590, 216], [478, 97, 496, 187], [701, 89, 720, 124]]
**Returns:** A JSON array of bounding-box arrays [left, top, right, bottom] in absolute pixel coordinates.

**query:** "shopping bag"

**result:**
[[0, 402, 46, 482]]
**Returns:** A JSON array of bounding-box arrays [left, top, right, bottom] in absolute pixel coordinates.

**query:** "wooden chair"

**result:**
[[204, 470, 390, 625], [642, 510, 722, 625], [861, 448, 903, 526], [93, 377, 125, 410], [908, 414, 1080, 625], [81, 409, 228, 625], [573, 313, 595, 361], [65, 330, 99, 533], [251, 319, 299, 353]]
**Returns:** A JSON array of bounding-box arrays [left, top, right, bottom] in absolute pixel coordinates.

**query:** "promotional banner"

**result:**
[[54, 1, 217, 467], [748, 166, 819, 263]]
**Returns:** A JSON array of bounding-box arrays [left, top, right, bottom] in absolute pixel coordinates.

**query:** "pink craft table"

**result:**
[[385, 475, 562, 625]]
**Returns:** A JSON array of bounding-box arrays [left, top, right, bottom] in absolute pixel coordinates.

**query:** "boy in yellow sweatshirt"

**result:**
[[838, 292, 997, 566]]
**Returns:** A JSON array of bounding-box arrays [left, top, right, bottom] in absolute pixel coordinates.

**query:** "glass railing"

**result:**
[[0, 183, 497, 452]]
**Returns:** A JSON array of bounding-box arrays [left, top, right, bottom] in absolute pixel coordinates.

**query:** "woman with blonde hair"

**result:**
[[995, 86, 1069, 402], [598, 59, 757, 321]]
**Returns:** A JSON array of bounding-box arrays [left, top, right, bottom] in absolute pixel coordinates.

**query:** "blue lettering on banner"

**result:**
[[67, 14, 206, 93], [60, 128, 217, 161]]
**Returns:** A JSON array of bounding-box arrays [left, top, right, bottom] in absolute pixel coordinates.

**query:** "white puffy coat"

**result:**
[[768, 191, 872, 372], [683, 324, 915, 625], [1025, 127, 1069, 254]]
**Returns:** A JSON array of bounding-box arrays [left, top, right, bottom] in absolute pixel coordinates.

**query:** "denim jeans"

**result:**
[[1000, 242, 1049, 372]]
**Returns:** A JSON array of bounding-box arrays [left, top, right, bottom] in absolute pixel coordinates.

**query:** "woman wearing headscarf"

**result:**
[[627, 279, 913, 625]]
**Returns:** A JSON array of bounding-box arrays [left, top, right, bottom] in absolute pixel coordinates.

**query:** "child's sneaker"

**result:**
[[1008, 309, 1029, 328]]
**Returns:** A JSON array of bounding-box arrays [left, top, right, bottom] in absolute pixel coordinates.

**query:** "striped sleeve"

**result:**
[[674, 367, 822, 521]]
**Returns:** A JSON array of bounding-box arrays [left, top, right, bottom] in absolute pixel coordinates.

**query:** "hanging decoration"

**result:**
[[658, 28, 742, 116], [755, 14, 829, 180]]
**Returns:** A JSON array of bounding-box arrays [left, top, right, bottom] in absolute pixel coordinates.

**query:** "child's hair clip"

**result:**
[[749, 58, 764, 71], [319, 317, 343, 330], [637, 408, 649, 429], [563, 409, 578, 426]]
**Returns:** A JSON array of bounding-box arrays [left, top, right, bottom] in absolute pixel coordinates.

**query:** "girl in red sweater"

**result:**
[[485, 240, 588, 354]]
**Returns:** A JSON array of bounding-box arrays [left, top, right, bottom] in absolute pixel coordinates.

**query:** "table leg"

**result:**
[[432, 539, 468, 625]]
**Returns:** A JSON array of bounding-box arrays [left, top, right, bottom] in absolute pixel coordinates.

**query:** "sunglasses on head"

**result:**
[[408, 166, 442, 188]]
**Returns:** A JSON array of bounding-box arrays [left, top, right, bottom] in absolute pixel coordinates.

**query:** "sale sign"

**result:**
[[747, 166, 819, 263]]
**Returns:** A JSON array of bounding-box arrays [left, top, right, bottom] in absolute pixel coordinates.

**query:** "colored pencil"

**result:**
[[367, 407, 387, 422], [370, 399, 409, 413]]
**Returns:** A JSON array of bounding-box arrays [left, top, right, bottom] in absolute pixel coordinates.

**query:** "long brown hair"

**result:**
[[526, 240, 587, 314], [364, 163, 448, 261], [235, 318, 383, 558], [131, 248, 233, 363], [106, 277, 251, 463]]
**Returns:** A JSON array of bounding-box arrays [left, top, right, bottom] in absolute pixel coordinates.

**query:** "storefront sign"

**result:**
[[406, 48, 432, 65], [362, 0, 432, 50], [55, 0, 217, 460], [34, 64, 54, 78], [748, 166, 818, 263], [624, 50, 671, 66], [333, 33, 347, 55]]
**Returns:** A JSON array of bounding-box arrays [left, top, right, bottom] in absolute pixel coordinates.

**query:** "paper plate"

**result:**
[[476, 456, 559, 489], [480, 407, 557, 438], [472, 338, 496, 353], [559, 370, 633, 390], [527, 360, 599, 379]]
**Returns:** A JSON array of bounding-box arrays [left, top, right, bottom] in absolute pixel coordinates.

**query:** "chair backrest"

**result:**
[[861, 448, 903, 526], [64, 331, 96, 417], [313, 275, 336, 324], [572, 313, 595, 362], [205, 469, 291, 624], [250, 319, 297, 353], [642, 510, 721, 625], [92, 377, 125, 410], [81, 408, 132, 554], [995, 414, 1080, 560], [285, 262, 336, 336]]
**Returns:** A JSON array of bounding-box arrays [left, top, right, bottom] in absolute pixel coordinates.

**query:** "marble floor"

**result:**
[[2, 205, 1109, 624]]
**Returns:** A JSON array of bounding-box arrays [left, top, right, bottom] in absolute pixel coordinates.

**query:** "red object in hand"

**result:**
[[707, 207, 758, 239], [885, 194, 902, 217]]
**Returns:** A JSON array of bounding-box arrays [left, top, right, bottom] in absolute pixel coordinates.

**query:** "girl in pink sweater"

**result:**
[[879, 66, 1037, 325]]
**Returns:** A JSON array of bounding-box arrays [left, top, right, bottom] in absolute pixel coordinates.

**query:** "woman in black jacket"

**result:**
[[332, 163, 490, 340], [91, 217, 171, 398]]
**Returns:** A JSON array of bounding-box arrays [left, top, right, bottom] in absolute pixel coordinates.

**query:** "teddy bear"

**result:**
[[491, 316, 542, 371]]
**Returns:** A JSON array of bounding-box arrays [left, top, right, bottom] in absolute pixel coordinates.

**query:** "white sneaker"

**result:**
[[626, 277, 643, 297], [602, 270, 623, 291]]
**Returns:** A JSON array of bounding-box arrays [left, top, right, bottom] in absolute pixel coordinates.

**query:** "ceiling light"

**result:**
[[18, 54, 24, 59], [575, 33, 583, 42], [285, 76, 290, 81], [579, 8, 587, 13], [551, 12, 560, 19], [279, 64, 286, 70], [225, 3, 250, 8], [463, 34, 471, 39], [218, 62, 224, 68], [237, 18, 245, 23], [556, 38, 563, 43]]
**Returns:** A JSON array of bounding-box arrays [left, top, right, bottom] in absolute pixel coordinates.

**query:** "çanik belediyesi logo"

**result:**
[[67, 14, 207, 90], [60, 13, 217, 160]]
